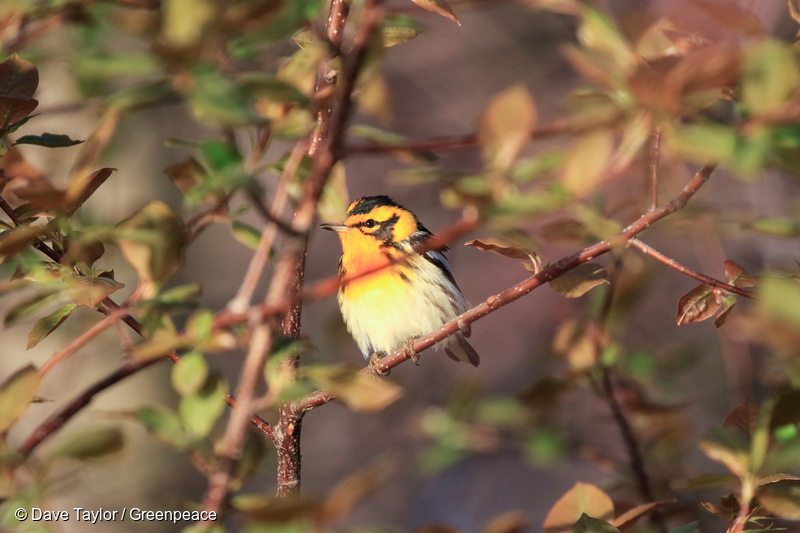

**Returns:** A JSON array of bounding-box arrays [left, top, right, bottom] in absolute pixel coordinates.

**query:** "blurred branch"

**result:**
[[595, 257, 667, 533], [292, 165, 717, 412], [649, 128, 661, 210], [346, 113, 623, 155], [628, 238, 754, 299]]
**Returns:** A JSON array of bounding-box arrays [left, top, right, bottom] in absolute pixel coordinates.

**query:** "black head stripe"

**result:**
[[348, 195, 401, 216], [373, 214, 399, 241]]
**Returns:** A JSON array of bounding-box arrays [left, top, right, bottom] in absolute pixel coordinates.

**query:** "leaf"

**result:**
[[179, 373, 228, 437], [231, 221, 262, 251], [744, 218, 800, 237], [758, 275, 800, 325], [53, 426, 124, 460], [383, 17, 425, 48], [0, 55, 39, 99], [189, 66, 255, 127], [117, 201, 187, 285], [130, 327, 185, 361], [543, 482, 614, 533], [171, 351, 209, 396], [465, 237, 542, 272], [676, 284, 721, 326], [670, 123, 737, 167], [0, 224, 49, 258], [742, 39, 799, 116], [317, 163, 348, 224], [550, 263, 609, 298], [27, 304, 78, 349], [478, 84, 536, 171], [723, 260, 757, 288], [14, 133, 83, 148], [561, 130, 614, 197], [758, 480, 800, 520], [411, 0, 461, 26], [135, 405, 194, 449], [304, 365, 404, 412], [322, 458, 396, 522], [162, 0, 217, 48], [0, 365, 40, 433], [668, 523, 699, 533], [4, 290, 60, 326], [164, 157, 207, 195], [482, 511, 530, 533], [64, 275, 124, 307], [612, 501, 670, 529], [572, 514, 620, 533], [699, 426, 750, 478], [576, 6, 637, 76]]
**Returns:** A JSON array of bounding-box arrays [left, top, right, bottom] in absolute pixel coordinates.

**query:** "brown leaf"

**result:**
[[758, 480, 800, 520], [66, 109, 120, 201], [791, 0, 800, 25], [549, 263, 609, 299], [612, 501, 670, 529], [723, 260, 756, 288], [482, 511, 529, 533], [465, 237, 542, 272], [0, 224, 49, 258], [561, 130, 614, 197], [0, 96, 37, 127], [65, 167, 114, 216], [723, 400, 757, 438], [322, 457, 396, 523], [676, 284, 721, 326], [117, 201, 187, 285], [411, 0, 461, 26], [0, 55, 38, 99], [478, 84, 536, 171], [543, 482, 614, 533], [164, 157, 207, 195]]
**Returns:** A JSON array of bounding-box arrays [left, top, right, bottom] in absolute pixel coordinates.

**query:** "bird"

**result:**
[[322, 195, 480, 373]]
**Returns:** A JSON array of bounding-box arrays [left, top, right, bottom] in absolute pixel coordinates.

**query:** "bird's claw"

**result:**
[[404, 338, 420, 365], [368, 352, 390, 376]]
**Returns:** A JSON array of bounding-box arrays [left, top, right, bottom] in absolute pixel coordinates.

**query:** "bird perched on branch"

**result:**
[[322, 195, 479, 373]]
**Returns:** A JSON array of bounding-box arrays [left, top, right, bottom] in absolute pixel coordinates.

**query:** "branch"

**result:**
[[291, 165, 717, 413], [628, 238, 754, 299]]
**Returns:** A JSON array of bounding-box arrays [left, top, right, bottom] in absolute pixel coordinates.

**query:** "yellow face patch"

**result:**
[[343, 205, 417, 242]]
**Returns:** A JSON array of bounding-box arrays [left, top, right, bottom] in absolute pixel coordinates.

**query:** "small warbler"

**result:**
[[322, 195, 480, 371]]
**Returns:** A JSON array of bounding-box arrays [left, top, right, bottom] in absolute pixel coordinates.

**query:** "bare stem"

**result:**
[[628, 238, 754, 299], [650, 128, 661, 210]]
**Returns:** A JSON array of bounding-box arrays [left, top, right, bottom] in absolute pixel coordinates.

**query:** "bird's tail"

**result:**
[[445, 335, 480, 366]]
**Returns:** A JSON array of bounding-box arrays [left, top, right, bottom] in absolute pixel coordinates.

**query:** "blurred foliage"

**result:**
[[0, 0, 797, 532]]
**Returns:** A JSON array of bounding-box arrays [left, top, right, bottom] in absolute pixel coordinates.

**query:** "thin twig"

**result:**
[[292, 165, 717, 413], [649, 128, 661, 210], [595, 257, 667, 533], [39, 307, 128, 377], [628, 238, 754, 299]]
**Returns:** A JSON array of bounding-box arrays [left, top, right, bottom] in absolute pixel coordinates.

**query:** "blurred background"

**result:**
[[1, 0, 798, 531]]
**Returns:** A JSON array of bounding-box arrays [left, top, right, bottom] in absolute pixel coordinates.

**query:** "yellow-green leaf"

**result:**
[[179, 374, 228, 437], [0, 365, 40, 433], [561, 130, 614, 197], [27, 303, 78, 349], [52, 426, 124, 461], [118, 201, 187, 285], [550, 263, 609, 299], [162, 0, 216, 48], [304, 365, 404, 412], [742, 39, 799, 116], [171, 351, 209, 397]]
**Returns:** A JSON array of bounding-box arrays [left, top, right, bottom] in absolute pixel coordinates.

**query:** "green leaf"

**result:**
[[199, 140, 243, 171], [239, 73, 309, 105], [543, 482, 614, 533], [4, 290, 60, 326], [27, 303, 78, 349], [156, 283, 202, 307], [14, 133, 83, 148], [669, 523, 699, 533], [382, 16, 425, 48], [135, 405, 194, 449], [52, 426, 124, 460], [478, 84, 536, 171], [171, 351, 209, 396], [576, 6, 636, 76], [304, 365, 404, 412], [671, 123, 737, 166], [231, 221, 262, 251], [549, 263, 609, 299], [164, 157, 207, 195], [742, 39, 799, 116], [189, 67, 255, 126], [572, 514, 620, 533], [179, 374, 228, 438], [411, 0, 461, 26], [744, 218, 800, 237], [758, 275, 800, 325], [0, 365, 40, 433], [117, 201, 187, 285]]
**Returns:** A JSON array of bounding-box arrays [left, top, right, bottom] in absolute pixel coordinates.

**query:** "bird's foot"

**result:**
[[368, 352, 390, 376], [404, 338, 421, 365]]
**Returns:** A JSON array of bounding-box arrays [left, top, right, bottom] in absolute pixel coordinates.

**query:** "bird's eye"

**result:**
[[363, 219, 377, 228]]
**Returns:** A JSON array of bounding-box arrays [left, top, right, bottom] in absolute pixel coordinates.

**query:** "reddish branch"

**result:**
[[292, 165, 717, 413], [628, 238, 754, 299]]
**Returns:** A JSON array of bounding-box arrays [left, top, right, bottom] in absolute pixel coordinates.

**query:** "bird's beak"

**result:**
[[320, 223, 348, 233]]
